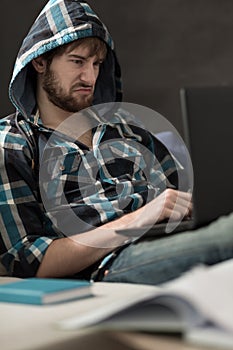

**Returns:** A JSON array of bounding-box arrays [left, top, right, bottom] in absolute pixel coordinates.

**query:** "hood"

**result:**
[[9, 0, 122, 121]]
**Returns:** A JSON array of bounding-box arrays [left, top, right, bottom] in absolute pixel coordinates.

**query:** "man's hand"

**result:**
[[152, 188, 192, 222], [117, 189, 193, 230]]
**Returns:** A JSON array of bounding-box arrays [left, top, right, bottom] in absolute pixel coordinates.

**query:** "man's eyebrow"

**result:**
[[67, 54, 87, 60], [67, 53, 105, 61]]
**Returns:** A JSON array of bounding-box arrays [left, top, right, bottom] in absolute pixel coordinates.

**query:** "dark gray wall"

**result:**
[[1, 0, 233, 134]]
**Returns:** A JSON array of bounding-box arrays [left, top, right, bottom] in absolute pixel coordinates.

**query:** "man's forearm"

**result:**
[[36, 236, 113, 278], [36, 189, 192, 278], [36, 221, 130, 278]]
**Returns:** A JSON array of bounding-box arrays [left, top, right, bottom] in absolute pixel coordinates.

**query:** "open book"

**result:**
[[56, 259, 233, 349]]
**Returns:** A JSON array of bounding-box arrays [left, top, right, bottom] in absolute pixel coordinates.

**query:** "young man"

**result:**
[[0, 0, 232, 284]]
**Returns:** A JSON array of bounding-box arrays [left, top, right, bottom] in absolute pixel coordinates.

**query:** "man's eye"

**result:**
[[72, 60, 83, 65], [94, 61, 103, 67]]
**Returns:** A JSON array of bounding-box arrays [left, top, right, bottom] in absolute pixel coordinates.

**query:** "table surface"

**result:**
[[0, 277, 215, 350]]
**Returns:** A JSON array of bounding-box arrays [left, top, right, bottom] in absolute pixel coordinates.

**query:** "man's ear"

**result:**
[[32, 57, 47, 73]]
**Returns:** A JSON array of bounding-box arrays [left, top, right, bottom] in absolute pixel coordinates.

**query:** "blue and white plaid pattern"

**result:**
[[0, 112, 178, 277]]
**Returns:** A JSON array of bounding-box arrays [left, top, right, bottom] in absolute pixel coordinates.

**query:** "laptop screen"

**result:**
[[180, 86, 233, 227]]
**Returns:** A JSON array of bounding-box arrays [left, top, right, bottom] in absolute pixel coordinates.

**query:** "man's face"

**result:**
[[42, 43, 105, 113]]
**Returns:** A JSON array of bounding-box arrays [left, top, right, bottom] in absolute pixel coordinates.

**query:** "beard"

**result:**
[[42, 67, 94, 113]]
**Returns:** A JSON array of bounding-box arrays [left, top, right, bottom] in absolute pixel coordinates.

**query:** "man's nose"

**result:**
[[79, 64, 96, 85]]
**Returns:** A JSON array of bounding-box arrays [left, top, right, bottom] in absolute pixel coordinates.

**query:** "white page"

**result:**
[[185, 326, 233, 349], [56, 282, 161, 330], [164, 259, 233, 333]]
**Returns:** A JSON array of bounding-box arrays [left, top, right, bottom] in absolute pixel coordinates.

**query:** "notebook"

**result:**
[[0, 278, 92, 305], [117, 86, 233, 239]]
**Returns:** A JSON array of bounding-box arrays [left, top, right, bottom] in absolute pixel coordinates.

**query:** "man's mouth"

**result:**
[[72, 85, 93, 94]]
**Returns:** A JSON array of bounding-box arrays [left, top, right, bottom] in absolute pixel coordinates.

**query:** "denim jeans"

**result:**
[[102, 212, 233, 285]]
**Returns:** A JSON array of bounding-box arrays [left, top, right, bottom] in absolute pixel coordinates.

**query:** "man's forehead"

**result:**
[[64, 38, 107, 59], [66, 44, 95, 56]]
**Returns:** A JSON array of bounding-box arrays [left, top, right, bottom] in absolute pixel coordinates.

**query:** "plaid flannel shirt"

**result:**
[[0, 111, 178, 277]]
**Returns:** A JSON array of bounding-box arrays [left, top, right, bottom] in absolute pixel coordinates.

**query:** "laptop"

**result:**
[[117, 86, 233, 239]]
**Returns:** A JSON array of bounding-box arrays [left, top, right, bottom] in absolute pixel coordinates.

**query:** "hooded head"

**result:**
[[9, 0, 122, 121]]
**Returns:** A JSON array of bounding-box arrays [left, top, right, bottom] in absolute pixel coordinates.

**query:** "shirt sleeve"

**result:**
[[0, 142, 61, 277]]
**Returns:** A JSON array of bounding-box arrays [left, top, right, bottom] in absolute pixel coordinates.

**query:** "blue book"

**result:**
[[0, 278, 92, 305]]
